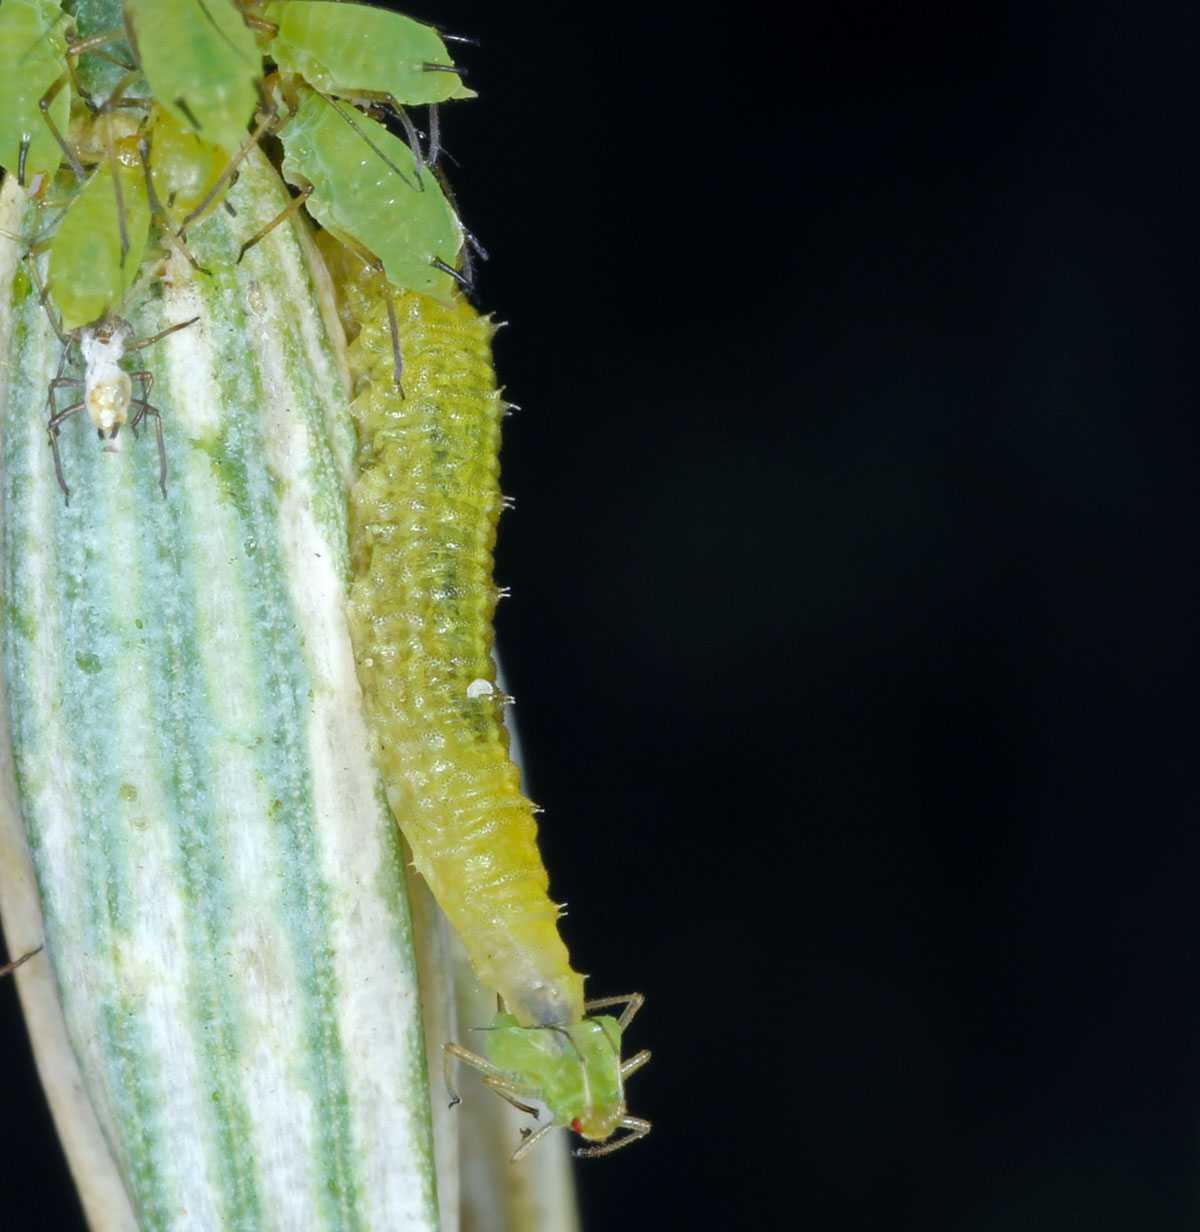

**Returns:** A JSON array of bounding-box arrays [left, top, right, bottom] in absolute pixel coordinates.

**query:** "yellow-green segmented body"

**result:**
[[338, 258, 584, 1031]]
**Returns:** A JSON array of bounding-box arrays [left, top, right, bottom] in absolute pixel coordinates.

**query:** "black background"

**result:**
[[4, 1, 1200, 1228]]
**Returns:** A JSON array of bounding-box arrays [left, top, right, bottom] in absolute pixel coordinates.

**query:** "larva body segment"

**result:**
[[340, 259, 584, 1030]]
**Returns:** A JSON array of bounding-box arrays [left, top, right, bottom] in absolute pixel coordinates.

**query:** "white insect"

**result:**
[[79, 319, 134, 449], [45, 314, 194, 503]]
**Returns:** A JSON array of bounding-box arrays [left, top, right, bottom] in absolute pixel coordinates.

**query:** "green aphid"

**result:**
[[258, 0, 473, 108], [47, 151, 150, 332], [0, 0, 74, 188], [275, 88, 463, 301], [445, 997, 652, 1161], [122, 0, 262, 155]]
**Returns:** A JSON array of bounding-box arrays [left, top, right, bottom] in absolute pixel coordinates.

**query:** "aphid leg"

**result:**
[[480, 1076, 541, 1119], [443, 1040, 521, 1107], [0, 946, 43, 978], [427, 104, 441, 169], [573, 1116, 652, 1159], [389, 102, 425, 184], [382, 279, 404, 392], [126, 316, 200, 354], [583, 992, 645, 1031], [46, 379, 87, 504], [127, 388, 167, 498], [621, 1049, 652, 1080], [37, 73, 85, 179], [509, 1119, 559, 1164], [236, 184, 313, 264]]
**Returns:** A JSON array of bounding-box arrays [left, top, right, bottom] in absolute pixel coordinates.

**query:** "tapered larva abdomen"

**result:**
[[342, 264, 585, 1029]]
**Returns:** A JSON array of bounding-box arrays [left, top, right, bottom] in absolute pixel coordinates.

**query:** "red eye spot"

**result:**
[[571, 1118, 584, 1133]]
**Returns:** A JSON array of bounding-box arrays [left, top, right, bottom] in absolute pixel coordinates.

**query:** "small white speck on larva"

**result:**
[[465, 679, 493, 699]]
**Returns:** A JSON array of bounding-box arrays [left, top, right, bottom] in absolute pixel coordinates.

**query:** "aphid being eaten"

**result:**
[[445, 994, 652, 1161]]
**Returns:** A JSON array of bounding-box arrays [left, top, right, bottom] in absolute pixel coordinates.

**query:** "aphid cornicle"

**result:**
[[327, 243, 650, 1159]]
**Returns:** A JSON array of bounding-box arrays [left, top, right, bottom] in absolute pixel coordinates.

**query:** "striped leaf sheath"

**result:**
[[0, 152, 439, 1232]]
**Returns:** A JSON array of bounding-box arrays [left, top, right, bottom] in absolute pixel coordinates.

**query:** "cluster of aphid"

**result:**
[[0, 0, 470, 499], [0, 0, 650, 1160]]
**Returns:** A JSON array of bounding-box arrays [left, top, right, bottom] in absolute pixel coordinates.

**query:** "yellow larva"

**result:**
[[335, 249, 584, 1031]]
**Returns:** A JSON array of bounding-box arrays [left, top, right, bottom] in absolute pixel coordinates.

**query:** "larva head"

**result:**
[[485, 1012, 629, 1145]]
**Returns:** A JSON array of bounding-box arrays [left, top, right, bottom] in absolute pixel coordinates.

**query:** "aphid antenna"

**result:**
[[127, 315, 201, 354], [24, 255, 74, 349], [346, 93, 430, 184], [382, 278, 405, 391], [327, 99, 421, 192]]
